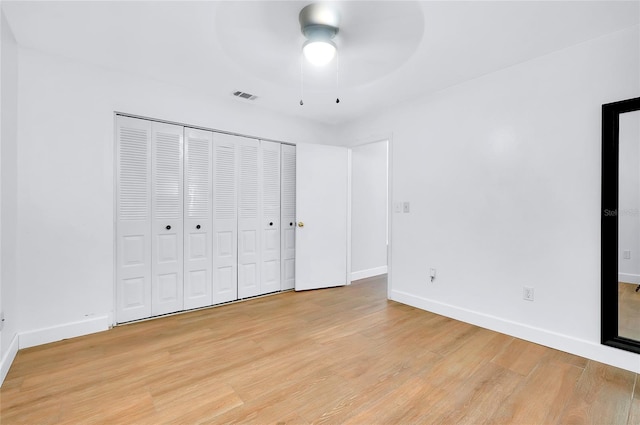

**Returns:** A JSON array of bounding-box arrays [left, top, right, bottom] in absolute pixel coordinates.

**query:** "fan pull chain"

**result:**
[[299, 54, 304, 106], [335, 50, 340, 104]]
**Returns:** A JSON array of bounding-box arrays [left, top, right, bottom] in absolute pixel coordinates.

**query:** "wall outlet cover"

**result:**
[[523, 287, 534, 301]]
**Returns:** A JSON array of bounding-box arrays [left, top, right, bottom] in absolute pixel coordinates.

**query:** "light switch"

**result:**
[[394, 202, 402, 213], [403, 202, 410, 213]]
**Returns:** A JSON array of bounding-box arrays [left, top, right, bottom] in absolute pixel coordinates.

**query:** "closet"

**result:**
[[281, 144, 296, 290], [184, 128, 213, 310], [212, 133, 239, 304], [115, 115, 295, 323]]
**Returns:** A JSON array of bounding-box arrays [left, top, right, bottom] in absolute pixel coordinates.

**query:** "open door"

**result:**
[[295, 143, 349, 291]]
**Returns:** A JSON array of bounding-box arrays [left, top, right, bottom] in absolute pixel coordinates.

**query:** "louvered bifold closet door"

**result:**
[[151, 122, 184, 316], [184, 128, 213, 310], [212, 133, 239, 303], [260, 141, 281, 295], [237, 137, 261, 299], [280, 144, 296, 290], [116, 116, 152, 323]]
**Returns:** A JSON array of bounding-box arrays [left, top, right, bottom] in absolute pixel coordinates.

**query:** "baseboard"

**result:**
[[0, 333, 19, 387], [19, 315, 111, 349], [619, 273, 640, 284], [390, 289, 640, 373], [351, 266, 388, 281]]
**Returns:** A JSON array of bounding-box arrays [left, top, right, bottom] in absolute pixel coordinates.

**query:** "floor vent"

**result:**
[[232, 91, 257, 101]]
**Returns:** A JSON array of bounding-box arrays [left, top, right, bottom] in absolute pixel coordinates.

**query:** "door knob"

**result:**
[[166, 225, 171, 230], [196, 224, 201, 230], [298, 222, 304, 228]]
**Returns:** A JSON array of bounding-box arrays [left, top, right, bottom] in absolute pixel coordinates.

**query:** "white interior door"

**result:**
[[260, 140, 281, 295], [281, 144, 296, 290], [151, 122, 184, 316], [183, 127, 213, 310], [212, 133, 239, 303], [295, 143, 349, 291], [116, 116, 152, 323]]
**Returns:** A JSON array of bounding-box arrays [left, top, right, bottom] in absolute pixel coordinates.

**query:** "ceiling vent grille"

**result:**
[[233, 91, 257, 101]]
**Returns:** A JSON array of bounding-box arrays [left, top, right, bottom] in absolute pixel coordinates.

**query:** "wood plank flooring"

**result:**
[[2, 275, 638, 424], [619, 282, 640, 341]]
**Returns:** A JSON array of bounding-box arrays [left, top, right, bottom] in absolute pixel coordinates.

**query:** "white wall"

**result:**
[[16, 47, 335, 347], [619, 111, 640, 282], [336, 26, 640, 371], [351, 140, 388, 280], [1, 10, 19, 383]]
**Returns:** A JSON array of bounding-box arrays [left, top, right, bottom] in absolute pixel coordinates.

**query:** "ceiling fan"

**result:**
[[298, 3, 341, 105], [299, 3, 340, 67]]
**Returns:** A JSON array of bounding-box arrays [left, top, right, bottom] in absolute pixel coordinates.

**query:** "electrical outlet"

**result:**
[[0, 311, 5, 331], [429, 268, 436, 282], [624, 250, 632, 259], [523, 287, 534, 301]]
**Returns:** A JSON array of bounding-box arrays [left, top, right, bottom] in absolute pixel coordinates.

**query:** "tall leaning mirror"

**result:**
[[602, 96, 640, 353]]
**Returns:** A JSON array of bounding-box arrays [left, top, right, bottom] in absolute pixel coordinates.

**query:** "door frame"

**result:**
[[346, 134, 393, 298], [347, 148, 352, 286]]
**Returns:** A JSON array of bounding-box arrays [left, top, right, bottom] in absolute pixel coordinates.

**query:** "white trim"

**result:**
[[387, 134, 394, 300], [113, 113, 118, 326], [619, 273, 640, 284], [19, 316, 110, 349], [346, 148, 352, 286], [346, 136, 392, 294], [115, 112, 293, 146], [0, 333, 19, 387], [390, 289, 640, 373], [351, 266, 388, 281]]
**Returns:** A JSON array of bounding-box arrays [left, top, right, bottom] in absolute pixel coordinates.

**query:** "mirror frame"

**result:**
[[602, 96, 640, 353]]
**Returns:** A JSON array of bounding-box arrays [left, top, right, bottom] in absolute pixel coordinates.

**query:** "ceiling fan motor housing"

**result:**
[[299, 3, 340, 40]]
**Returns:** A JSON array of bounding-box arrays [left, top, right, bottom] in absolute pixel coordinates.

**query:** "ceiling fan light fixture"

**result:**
[[302, 39, 336, 66], [299, 4, 339, 67]]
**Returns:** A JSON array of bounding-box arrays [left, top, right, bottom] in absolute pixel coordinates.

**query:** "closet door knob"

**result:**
[[269, 222, 274, 226], [298, 222, 304, 228], [165, 225, 171, 230], [196, 224, 201, 230]]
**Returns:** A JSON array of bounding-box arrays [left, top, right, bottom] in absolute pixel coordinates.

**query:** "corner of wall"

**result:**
[[0, 332, 18, 386], [0, 6, 20, 387]]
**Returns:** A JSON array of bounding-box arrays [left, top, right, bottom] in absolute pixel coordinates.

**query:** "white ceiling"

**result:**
[[3, 1, 639, 125]]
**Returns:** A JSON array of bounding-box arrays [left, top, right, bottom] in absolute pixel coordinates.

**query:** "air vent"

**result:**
[[233, 91, 258, 101]]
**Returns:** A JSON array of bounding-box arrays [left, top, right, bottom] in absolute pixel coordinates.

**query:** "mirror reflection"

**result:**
[[618, 109, 640, 340]]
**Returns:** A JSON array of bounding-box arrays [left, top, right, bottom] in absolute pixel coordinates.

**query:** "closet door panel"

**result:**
[[237, 137, 261, 299], [261, 140, 281, 295], [213, 134, 239, 303], [184, 128, 213, 310], [116, 116, 152, 323], [281, 144, 296, 290], [151, 122, 184, 316]]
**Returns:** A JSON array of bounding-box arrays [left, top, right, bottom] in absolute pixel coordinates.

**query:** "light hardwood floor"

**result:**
[[2, 275, 639, 424], [619, 282, 640, 341]]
